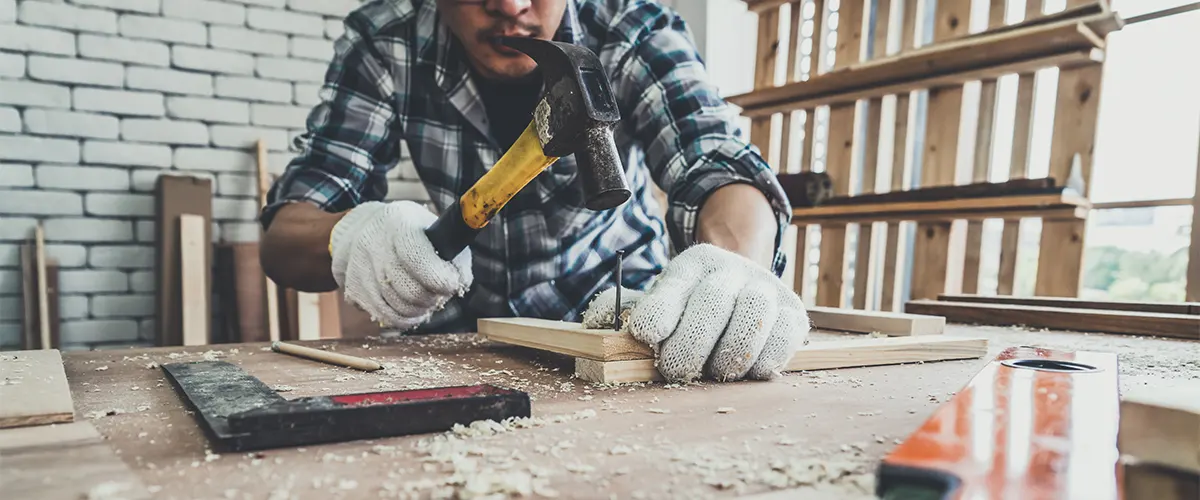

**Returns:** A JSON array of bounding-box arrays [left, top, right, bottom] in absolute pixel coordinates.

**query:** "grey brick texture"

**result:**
[[0, 0, 377, 349]]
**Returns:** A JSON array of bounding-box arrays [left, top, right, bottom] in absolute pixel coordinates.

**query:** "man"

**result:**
[[260, 0, 810, 382]]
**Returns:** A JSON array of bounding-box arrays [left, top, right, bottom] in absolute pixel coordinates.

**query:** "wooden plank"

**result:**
[[257, 139, 282, 342], [0, 421, 150, 499], [1119, 385, 1200, 473], [936, 293, 1200, 315], [749, 6, 782, 160], [808, 305, 945, 335], [318, 292, 343, 339], [851, 0, 892, 310], [777, 0, 805, 171], [1188, 121, 1200, 302], [477, 317, 654, 362], [34, 223, 50, 349], [815, 0, 866, 308], [726, 10, 1115, 115], [819, 177, 1059, 206], [739, 48, 1103, 117], [155, 175, 213, 347], [296, 291, 322, 340], [0, 349, 74, 429], [905, 300, 1200, 340], [797, 205, 1086, 225], [574, 336, 987, 383], [179, 214, 209, 347], [794, 192, 1090, 221], [791, 0, 828, 298], [878, 0, 919, 312]]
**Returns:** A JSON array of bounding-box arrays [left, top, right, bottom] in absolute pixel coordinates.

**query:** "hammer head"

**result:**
[[500, 36, 631, 211]]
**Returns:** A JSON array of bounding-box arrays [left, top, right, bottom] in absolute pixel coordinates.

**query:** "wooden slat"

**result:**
[[318, 292, 343, 339], [34, 223, 50, 349], [0, 421, 100, 451], [879, 0, 920, 311], [477, 318, 654, 362], [749, 6, 782, 159], [792, 0, 827, 298], [1118, 385, 1200, 473], [815, 0, 866, 308], [777, 0, 805, 171], [180, 214, 209, 347], [808, 306, 945, 335], [295, 292, 322, 341], [155, 175, 213, 347], [574, 336, 988, 383], [744, 0, 795, 14], [794, 192, 1089, 222], [256, 139, 282, 342], [851, 0, 892, 310], [905, 300, 1200, 340], [1188, 120, 1200, 302], [1092, 197, 1193, 210], [962, 0, 1009, 294], [937, 293, 1200, 315], [908, 0, 973, 302], [726, 10, 1115, 115], [1034, 63, 1105, 297], [0, 349, 74, 429]]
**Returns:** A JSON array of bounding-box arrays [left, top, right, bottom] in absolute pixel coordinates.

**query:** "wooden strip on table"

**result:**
[[0, 421, 150, 499], [0, 349, 74, 429], [936, 293, 1200, 315], [814, 0, 867, 308], [574, 336, 987, 383], [155, 175, 213, 347], [1118, 385, 1200, 473], [905, 300, 1200, 340], [179, 214, 209, 347], [478, 317, 655, 362], [808, 306, 945, 335]]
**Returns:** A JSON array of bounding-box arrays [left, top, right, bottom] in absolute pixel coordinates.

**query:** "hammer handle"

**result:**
[[425, 200, 480, 261]]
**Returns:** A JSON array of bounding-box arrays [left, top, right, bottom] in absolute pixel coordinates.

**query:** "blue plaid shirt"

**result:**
[[264, 0, 792, 332]]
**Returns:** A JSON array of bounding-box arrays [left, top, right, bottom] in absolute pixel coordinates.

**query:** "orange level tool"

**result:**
[[877, 346, 1121, 500]]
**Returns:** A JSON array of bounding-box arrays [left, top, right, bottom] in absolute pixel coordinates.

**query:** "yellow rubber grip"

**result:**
[[459, 121, 559, 229]]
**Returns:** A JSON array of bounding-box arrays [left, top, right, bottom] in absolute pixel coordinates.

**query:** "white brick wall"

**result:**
[[0, 0, 429, 350]]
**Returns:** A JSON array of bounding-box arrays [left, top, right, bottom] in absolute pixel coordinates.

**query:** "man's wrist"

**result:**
[[694, 183, 778, 268]]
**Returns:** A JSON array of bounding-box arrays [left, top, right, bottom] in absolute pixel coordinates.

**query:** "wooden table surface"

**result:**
[[61, 325, 1198, 499]]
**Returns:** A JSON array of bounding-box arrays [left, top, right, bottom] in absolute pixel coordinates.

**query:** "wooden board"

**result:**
[[878, 0, 919, 312], [155, 174, 213, 347], [1188, 123, 1200, 302], [1119, 385, 1200, 473], [748, 6, 781, 158], [478, 318, 654, 361], [0, 349, 74, 429], [0, 421, 150, 499], [851, 0, 893, 310], [727, 11, 1114, 115], [792, 192, 1089, 223], [936, 294, 1200, 315], [905, 300, 1200, 340], [21, 246, 59, 350], [808, 306, 945, 335], [296, 291, 322, 340], [318, 291, 343, 339], [574, 336, 988, 383], [179, 214, 209, 347], [257, 139, 282, 342]]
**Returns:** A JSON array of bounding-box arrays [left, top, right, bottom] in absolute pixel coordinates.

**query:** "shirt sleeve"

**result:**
[[607, 9, 793, 276], [259, 14, 399, 230]]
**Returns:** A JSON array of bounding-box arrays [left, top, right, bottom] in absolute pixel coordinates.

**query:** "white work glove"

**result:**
[[329, 201, 473, 332], [582, 244, 810, 382]]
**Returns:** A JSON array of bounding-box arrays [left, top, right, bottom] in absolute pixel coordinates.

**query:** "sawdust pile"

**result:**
[[665, 446, 875, 496], [373, 410, 599, 499]]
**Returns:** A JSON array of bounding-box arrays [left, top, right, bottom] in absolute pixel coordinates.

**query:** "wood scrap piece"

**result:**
[[0, 349, 74, 429], [574, 336, 988, 384], [21, 246, 60, 350], [1119, 385, 1200, 473], [937, 294, 1200, 315], [807, 306, 945, 336], [180, 214, 209, 347], [34, 223, 50, 350], [905, 300, 1200, 340], [0, 421, 150, 499], [296, 292, 321, 340], [155, 174, 213, 346], [318, 292, 343, 339], [478, 318, 654, 361]]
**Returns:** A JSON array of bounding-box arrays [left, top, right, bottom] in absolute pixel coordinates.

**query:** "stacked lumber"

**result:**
[[906, 295, 1200, 340]]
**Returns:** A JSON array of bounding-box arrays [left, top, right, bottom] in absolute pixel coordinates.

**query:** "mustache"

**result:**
[[478, 21, 544, 42]]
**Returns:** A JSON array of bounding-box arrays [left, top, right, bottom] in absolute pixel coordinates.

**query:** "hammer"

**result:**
[[424, 37, 631, 260]]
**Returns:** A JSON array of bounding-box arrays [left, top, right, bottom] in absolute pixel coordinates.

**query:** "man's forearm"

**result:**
[[260, 202, 348, 292], [694, 183, 779, 269]]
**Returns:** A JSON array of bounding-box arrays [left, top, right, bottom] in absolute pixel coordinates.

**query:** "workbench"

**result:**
[[40, 325, 1200, 499]]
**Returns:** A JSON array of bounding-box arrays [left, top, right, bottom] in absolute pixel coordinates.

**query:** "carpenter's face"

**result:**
[[438, 0, 567, 81]]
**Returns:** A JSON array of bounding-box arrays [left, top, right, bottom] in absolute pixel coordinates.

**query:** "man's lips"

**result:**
[[486, 33, 535, 56]]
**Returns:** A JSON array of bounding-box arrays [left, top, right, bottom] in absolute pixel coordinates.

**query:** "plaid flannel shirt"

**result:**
[[263, 0, 792, 333]]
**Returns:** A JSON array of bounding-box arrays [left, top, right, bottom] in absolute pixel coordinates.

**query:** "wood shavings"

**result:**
[[716, 407, 736, 414], [578, 395, 593, 401], [85, 409, 122, 419], [272, 385, 295, 393], [85, 481, 139, 500], [867, 331, 888, 338], [609, 445, 632, 455], [136, 405, 151, 412], [776, 437, 797, 446], [333, 374, 357, 382], [145, 362, 159, 369], [857, 411, 876, 416], [167, 353, 184, 359], [94, 366, 109, 371], [646, 408, 669, 414], [875, 435, 886, 444], [564, 463, 595, 474]]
